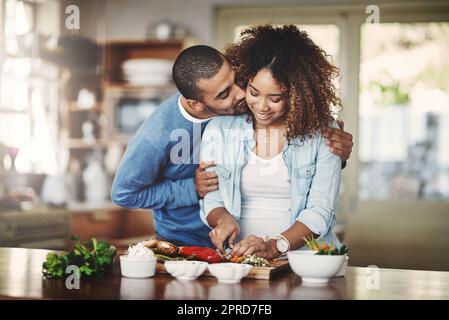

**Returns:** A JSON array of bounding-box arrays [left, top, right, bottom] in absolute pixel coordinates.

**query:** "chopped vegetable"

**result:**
[[154, 253, 196, 262], [240, 255, 272, 267], [140, 239, 275, 265], [143, 239, 179, 256], [230, 255, 245, 263], [178, 246, 224, 263], [303, 236, 349, 255], [140, 240, 224, 263], [42, 236, 116, 279]]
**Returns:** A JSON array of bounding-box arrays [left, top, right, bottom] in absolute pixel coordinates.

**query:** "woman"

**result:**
[[200, 25, 342, 259]]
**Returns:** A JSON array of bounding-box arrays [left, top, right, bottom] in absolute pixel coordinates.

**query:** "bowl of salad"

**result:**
[[287, 237, 349, 284]]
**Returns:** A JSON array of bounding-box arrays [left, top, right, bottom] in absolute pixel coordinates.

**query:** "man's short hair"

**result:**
[[172, 45, 225, 101]]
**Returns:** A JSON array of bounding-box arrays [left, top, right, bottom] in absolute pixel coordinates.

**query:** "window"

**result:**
[[359, 22, 449, 201], [0, 0, 60, 174], [217, 3, 449, 221]]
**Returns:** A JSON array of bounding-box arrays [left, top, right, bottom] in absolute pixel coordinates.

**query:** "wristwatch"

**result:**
[[274, 234, 290, 255]]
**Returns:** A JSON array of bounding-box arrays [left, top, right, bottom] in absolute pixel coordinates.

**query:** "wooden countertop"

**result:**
[[1, 248, 448, 300]]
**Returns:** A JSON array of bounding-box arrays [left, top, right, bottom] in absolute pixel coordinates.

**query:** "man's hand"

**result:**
[[209, 214, 240, 254], [195, 161, 219, 198], [323, 120, 354, 163], [231, 235, 280, 259]]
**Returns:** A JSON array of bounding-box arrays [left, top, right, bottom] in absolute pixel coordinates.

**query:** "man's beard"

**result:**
[[232, 99, 248, 115], [202, 98, 248, 116]]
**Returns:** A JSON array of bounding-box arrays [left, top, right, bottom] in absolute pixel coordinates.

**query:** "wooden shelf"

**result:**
[[103, 82, 176, 91], [61, 39, 184, 171], [102, 40, 183, 84], [99, 39, 183, 46]]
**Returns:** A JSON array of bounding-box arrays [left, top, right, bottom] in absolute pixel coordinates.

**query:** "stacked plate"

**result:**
[[122, 58, 173, 85]]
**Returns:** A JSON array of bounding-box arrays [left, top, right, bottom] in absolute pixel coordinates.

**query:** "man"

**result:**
[[111, 45, 353, 247]]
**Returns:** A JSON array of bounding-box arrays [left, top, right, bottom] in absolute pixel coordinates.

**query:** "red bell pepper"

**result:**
[[179, 246, 223, 263]]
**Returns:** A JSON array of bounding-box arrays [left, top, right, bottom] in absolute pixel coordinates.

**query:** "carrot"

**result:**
[[230, 256, 244, 263]]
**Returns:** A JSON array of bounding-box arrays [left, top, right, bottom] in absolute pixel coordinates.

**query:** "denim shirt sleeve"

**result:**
[[111, 123, 199, 210], [296, 129, 342, 239], [199, 120, 226, 228], [199, 190, 225, 229]]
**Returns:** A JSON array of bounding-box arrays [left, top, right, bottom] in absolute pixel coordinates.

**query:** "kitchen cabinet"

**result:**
[[0, 209, 70, 250], [0, 206, 154, 250], [69, 206, 154, 244]]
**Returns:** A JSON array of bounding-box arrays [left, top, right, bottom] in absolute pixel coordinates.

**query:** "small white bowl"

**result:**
[[287, 250, 346, 284], [207, 263, 253, 284], [164, 261, 208, 281], [119, 255, 157, 278]]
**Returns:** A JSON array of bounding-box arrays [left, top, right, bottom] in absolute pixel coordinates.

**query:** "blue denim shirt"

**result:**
[[199, 115, 342, 247]]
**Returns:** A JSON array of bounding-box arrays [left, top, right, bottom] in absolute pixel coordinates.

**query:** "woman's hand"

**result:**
[[232, 235, 280, 259], [209, 213, 240, 254]]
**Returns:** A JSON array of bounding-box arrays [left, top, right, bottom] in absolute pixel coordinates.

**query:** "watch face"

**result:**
[[276, 238, 289, 253]]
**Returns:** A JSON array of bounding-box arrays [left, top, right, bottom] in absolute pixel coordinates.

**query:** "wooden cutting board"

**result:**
[[156, 259, 290, 280]]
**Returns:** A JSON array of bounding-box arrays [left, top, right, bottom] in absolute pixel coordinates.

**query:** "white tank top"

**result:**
[[239, 151, 291, 241]]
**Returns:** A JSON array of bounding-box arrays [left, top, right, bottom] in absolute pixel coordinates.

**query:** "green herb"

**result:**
[[303, 236, 349, 256], [316, 245, 349, 256], [42, 235, 117, 279]]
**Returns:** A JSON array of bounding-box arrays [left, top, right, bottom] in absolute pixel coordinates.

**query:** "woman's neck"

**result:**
[[253, 117, 287, 159]]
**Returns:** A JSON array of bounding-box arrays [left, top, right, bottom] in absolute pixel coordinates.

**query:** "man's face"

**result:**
[[195, 60, 246, 115]]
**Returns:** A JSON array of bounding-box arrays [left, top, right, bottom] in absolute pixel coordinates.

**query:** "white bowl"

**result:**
[[119, 255, 157, 278], [164, 261, 208, 281], [207, 263, 253, 284], [287, 250, 346, 284], [336, 255, 349, 277]]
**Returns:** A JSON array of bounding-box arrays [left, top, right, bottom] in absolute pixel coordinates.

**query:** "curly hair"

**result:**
[[224, 25, 342, 141]]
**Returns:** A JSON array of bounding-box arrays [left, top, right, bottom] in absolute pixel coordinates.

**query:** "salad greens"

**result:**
[[230, 255, 272, 267], [303, 236, 349, 256], [42, 236, 117, 279]]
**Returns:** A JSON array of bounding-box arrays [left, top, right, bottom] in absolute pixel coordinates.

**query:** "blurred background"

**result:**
[[0, 0, 448, 271]]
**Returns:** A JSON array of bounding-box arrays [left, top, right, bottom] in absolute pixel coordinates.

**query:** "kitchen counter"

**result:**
[[1, 248, 449, 300]]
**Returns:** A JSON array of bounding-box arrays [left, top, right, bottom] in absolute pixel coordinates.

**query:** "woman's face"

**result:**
[[246, 68, 287, 126]]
